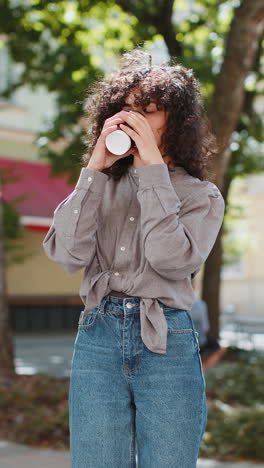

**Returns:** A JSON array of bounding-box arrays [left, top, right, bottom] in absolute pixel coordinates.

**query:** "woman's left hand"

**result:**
[[119, 111, 164, 166]]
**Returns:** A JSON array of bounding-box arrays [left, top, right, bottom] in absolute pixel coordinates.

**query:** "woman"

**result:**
[[43, 49, 225, 467]]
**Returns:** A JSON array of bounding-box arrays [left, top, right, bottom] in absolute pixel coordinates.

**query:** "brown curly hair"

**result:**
[[81, 49, 217, 181]]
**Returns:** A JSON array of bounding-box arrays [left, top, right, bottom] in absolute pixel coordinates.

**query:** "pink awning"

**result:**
[[0, 157, 76, 232]]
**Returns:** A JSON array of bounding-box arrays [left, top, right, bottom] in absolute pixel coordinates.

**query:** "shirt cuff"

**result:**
[[75, 167, 109, 192], [136, 163, 171, 189]]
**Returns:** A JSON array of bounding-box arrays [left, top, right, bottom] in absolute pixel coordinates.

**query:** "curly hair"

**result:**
[[81, 49, 217, 181]]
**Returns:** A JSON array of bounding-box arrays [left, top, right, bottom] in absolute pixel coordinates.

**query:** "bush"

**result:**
[[200, 348, 264, 462], [205, 357, 264, 406], [0, 374, 69, 448], [200, 402, 264, 461], [13, 405, 69, 447], [1, 347, 264, 460]]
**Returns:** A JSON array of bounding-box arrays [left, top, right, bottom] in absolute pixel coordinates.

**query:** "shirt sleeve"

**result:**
[[136, 163, 225, 280], [42, 167, 108, 273]]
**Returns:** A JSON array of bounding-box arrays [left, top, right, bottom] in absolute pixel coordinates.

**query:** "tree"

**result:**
[[0, 167, 34, 378], [0, 0, 140, 181], [0, 178, 15, 378], [203, 0, 264, 337], [114, 0, 264, 337]]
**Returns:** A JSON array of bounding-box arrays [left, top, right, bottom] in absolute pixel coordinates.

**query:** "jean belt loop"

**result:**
[[99, 295, 108, 314]]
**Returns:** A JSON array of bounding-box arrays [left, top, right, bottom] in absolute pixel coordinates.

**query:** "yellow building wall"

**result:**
[[6, 230, 83, 297]]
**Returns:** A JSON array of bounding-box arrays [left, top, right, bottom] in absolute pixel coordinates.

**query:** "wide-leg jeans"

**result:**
[[69, 295, 207, 468]]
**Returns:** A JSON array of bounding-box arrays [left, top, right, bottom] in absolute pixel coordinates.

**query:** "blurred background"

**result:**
[[0, 0, 264, 466]]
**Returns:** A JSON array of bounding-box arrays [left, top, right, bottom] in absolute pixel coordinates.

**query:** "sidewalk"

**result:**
[[1, 440, 264, 468]]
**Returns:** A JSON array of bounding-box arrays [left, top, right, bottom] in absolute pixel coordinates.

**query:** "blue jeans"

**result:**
[[69, 295, 207, 467]]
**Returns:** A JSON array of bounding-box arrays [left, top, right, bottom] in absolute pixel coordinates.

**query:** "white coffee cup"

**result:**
[[105, 129, 133, 155]]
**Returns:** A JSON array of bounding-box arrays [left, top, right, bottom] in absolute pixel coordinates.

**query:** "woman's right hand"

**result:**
[[86, 113, 137, 171]]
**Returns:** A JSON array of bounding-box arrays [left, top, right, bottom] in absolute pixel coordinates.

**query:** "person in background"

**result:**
[[190, 279, 220, 358]]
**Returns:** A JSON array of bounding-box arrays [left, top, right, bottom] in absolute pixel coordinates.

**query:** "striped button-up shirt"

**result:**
[[43, 163, 225, 354]]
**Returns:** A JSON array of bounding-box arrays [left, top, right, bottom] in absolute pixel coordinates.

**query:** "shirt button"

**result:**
[[74, 209, 78, 214], [120, 246, 126, 251], [114, 272, 120, 276], [138, 178, 140, 182], [129, 217, 135, 221], [134, 169, 137, 173], [126, 302, 133, 309], [88, 177, 92, 181]]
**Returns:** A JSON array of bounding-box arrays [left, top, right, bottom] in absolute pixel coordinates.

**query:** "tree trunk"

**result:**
[[0, 181, 15, 378], [202, 173, 231, 338], [156, 0, 182, 57], [202, 0, 264, 339], [115, 0, 182, 57]]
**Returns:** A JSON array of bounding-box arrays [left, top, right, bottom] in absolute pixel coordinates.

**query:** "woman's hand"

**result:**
[[119, 111, 165, 166], [87, 113, 137, 171]]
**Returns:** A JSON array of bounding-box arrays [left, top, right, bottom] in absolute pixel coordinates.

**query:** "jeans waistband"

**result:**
[[98, 295, 141, 314]]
